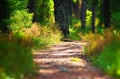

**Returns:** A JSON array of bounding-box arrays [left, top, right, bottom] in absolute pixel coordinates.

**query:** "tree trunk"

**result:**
[[80, 0, 86, 29], [103, 0, 110, 28], [54, 0, 71, 38], [91, 1, 96, 33]]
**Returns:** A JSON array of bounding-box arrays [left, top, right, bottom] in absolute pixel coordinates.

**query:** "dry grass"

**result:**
[[81, 28, 115, 57]]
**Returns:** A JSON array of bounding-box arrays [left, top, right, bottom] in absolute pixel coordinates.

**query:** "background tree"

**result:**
[[80, 0, 87, 29], [91, 0, 98, 33], [103, 0, 110, 28]]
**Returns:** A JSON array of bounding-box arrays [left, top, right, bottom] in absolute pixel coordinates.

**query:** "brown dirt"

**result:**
[[30, 41, 114, 79]]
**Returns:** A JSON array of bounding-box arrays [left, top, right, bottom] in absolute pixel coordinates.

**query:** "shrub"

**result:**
[[0, 34, 34, 78], [82, 28, 115, 57], [85, 29, 120, 77], [24, 23, 62, 50], [81, 32, 104, 57]]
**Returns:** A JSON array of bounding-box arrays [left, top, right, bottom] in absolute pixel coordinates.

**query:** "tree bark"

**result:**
[[54, 0, 71, 38]]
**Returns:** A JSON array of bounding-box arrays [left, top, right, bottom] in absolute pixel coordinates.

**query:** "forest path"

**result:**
[[32, 41, 111, 79]]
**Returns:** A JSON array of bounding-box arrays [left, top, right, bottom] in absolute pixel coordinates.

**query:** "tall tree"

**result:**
[[54, 0, 72, 38], [91, 0, 98, 33], [103, 0, 110, 28], [80, 0, 87, 29]]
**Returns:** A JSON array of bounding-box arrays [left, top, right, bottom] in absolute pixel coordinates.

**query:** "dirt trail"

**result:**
[[32, 41, 112, 79]]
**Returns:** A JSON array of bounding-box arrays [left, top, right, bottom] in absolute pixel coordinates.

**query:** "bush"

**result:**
[[85, 29, 120, 77], [0, 34, 34, 78], [81, 32, 104, 57], [33, 23, 62, 49], [23, 23, 62, 50]]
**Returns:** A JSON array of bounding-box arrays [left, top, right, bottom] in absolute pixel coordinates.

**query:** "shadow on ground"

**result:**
[[29, 41, 112, 79]]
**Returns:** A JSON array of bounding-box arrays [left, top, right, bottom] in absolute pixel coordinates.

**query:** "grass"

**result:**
[[94, 33, 120, 77], [31, 23, 62, 50], [0, 34, 34, 79], [82, 28, 120, 77]]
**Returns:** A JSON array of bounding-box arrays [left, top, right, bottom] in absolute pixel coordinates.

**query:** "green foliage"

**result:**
[[70, 17, 81, 29], [32, 37, 50, 50], [2, 0, 33, 37], [8, 0, 28, 12], [69, 29, 79, 40], [0, 34, 34, 78], [111, 11, 120, 29], [9, 10, 33, 35], [86, 10, 92, 27], [72, 0, 78, 3]]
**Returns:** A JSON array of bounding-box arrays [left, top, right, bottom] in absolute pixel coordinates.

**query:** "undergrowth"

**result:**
[[0, 22, 62, 79], [30, 23, 62, 50], [82, 28, 120, 77], [0, 34, 34, 79], [95, 30, 120, 77]]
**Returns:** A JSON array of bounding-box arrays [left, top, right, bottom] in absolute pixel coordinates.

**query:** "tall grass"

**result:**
[[27, 23, 62, 50], [96, 37, 120, 77], [81, 32, 104, 57], [82, 28, 120, 77], [0, 34, 34, 79], [95, 30, 120, 77]]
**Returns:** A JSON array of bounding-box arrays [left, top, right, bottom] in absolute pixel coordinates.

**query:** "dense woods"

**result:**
[[0, 0, 120, 78]]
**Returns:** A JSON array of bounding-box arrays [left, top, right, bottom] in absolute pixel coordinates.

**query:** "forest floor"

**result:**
[[30, 41, 113, 79]]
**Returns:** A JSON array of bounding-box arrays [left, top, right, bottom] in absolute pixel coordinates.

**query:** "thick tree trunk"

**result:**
[[103, 0, 110, 28], [80, 0, 86, 29], [54, 0, 71, 38]]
